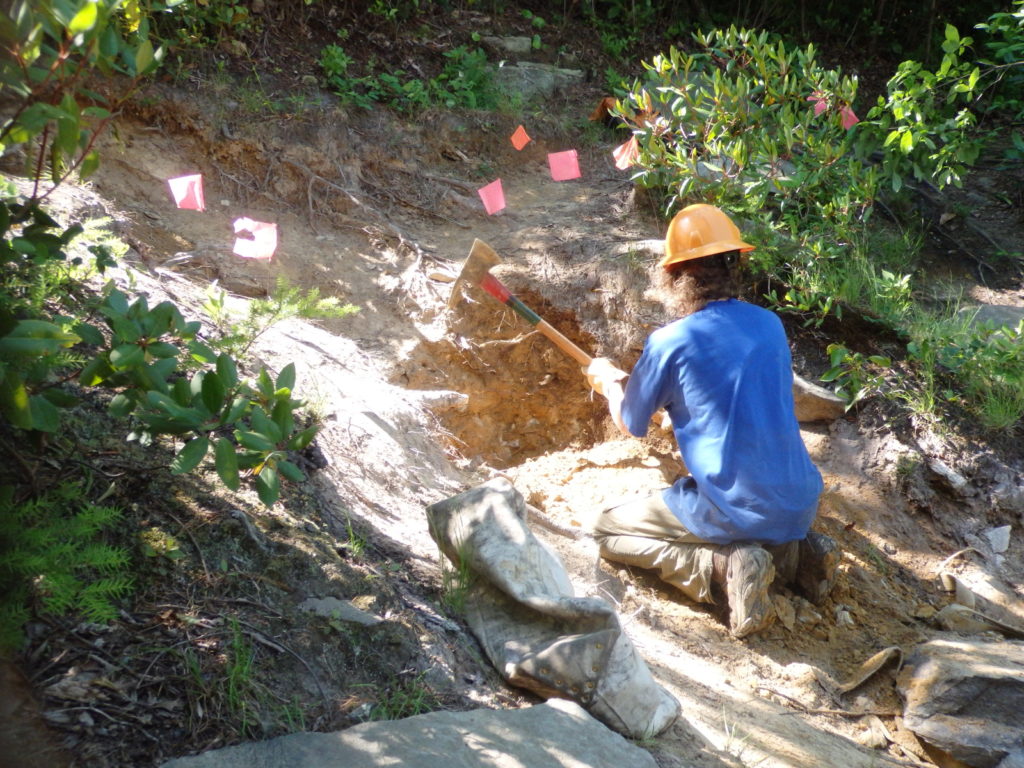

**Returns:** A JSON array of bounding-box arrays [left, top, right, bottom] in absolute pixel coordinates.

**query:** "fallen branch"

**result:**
[[166, 511, 210, 582], [755, 686, 900, 718]]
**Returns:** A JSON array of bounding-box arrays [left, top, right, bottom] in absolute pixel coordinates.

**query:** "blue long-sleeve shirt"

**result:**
[[621, 299, 822, 545]]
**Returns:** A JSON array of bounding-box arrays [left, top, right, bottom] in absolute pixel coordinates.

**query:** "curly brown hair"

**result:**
[[652, 251, 742, 317]]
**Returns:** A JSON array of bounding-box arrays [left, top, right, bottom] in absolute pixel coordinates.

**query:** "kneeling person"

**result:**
[[585, 204, 838, 638]]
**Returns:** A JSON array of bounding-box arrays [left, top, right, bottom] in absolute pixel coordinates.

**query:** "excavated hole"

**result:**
[[403, 277, 616, 469]]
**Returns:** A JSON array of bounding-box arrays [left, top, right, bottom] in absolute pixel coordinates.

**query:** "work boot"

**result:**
[[724, 545, 776, 638], [796, 532, 840, 606]]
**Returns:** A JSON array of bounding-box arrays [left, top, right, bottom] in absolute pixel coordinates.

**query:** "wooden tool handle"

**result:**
[[536, 320, 592, 367]]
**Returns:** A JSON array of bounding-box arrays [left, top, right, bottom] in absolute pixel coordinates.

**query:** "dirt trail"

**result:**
[[14, 74, 1024, 767]]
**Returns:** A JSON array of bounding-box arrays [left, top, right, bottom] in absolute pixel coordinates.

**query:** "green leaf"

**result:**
[[255, 466, 280, 506], [79, 151, 100, 179], [0, 370, 32, 429], [105, 289, 129, 315], [276, 363, 296, 391], [109, 343, 144, 369], [256, 368, 274, 397], [201, 371, 225, 414], [28, 394, 60, 432], [214, 438, 240, 490], [73, 321, 104, 346], [277, 459, 305, 483], [288, 425, 318, 451], [899, 131, 914, 154], [109, 392, 134, 417], [222, 395, 249, 425], [134, 39, 154, 75], [216, 353, 238, 389], [146, 341, 178, 359], [79, 355, 113, 386], [41, 388, 79, 408], [140, 359, 174, 392], [0, 335, 63, 356], [271, 396, 294, 436], [171, 436, 209, 474], [236, 430, 275, 452], [69, 1, 99, 34], [250, 406, 282, 444], [172, 377, 191, 407], [187, 340, 217, 364]]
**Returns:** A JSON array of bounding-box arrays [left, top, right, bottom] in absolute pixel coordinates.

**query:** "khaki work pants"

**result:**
[[593, 491, 718, 604]]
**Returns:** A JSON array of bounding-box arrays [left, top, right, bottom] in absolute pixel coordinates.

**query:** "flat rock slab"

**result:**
[[793, 372, 846, 423], [493, 62, 583, 102], [898, 638, 1024, 767], [160, 699, 657, 768], [962, 304, 1024, 331]]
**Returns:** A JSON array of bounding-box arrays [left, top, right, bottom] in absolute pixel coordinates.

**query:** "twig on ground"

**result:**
[[166, 511, 210, 582], [229, 508, 268, 552], [936, 546, 983, 575], [361, 172, 471, 229], [755, 686, 900, 718], [525, 503, 588, 540], [231, 618, 331, 713]]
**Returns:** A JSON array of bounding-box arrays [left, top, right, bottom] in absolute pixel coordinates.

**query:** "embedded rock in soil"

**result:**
[[898, 638, 1024, 768], [160, 698, 658, 768]]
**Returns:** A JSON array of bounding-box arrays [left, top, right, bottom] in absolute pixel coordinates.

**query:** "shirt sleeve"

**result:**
[[621, 339, 672, 437]]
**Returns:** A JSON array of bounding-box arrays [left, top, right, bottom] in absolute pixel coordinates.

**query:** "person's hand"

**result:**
[[583, 357, 628, 396]]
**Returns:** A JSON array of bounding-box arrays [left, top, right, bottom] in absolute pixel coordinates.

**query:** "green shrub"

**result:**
[[319, 42, 497, 112]]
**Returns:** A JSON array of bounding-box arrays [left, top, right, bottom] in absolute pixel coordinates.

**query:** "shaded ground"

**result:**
[[3, 8, 1024, 768]]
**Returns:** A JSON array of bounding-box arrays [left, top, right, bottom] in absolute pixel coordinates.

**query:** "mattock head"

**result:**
[[447, 239, 504, 309]]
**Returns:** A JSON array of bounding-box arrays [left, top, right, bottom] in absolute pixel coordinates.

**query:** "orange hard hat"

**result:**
[[659, 204, 755, 269]]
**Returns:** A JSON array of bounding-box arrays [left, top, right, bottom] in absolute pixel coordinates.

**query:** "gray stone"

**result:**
[[898, 638, 1024, 767], [492, 62, 583, 103], [993, 480, 1024, 517], [961, 305, 1024, 331], [161, 698, 658, 768], [297, 597, 381, 626], [928, 458, 970, 492], [793, 372, 846, 423], [983, 525, 1012, 554], [481, 35, 535, 55]]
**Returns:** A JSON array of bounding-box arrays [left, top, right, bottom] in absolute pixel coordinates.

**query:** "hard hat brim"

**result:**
[[658, 239, 755, 269]]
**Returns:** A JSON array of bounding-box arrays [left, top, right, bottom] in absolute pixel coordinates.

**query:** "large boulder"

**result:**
[[161, 699, 658, 768], [898, 638, 1024, 768]]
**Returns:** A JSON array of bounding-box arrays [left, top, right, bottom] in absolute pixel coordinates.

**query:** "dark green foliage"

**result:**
[[319, 42, 498, 112], [0, 484, 132, 652]]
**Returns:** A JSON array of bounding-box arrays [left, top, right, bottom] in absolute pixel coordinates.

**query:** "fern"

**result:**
[[0, 486, 133, 651]]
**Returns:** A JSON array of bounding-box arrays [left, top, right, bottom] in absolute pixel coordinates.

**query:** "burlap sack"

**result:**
[[427, 478, 680, 738]]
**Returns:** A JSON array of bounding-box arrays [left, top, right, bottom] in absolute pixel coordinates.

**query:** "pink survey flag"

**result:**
[[510, 125, 531, 150], [232, 217, 277, 259], [167, 174, 205, 211], [477, 179, 506, 215], [548, 149, 581, 181], [613, 136, 640, 170]]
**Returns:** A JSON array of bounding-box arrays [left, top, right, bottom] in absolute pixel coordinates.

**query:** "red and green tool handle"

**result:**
[[479, 273, 593, 367]]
